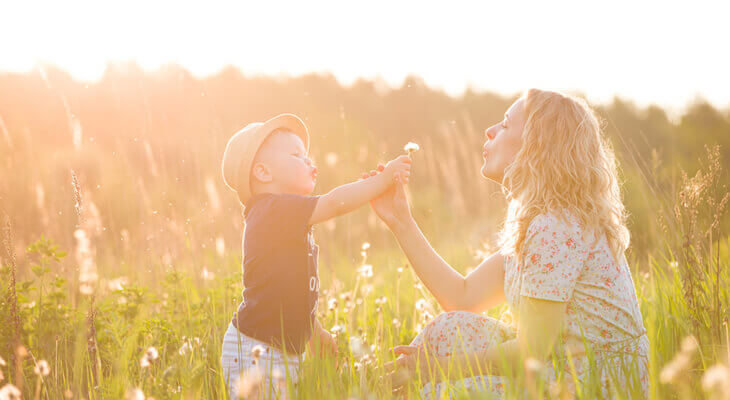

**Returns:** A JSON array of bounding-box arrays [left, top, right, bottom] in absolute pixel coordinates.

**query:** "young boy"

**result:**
[[219, 113, 411, 398]]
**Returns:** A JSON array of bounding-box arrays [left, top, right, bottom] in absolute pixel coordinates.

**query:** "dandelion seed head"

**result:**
[[250, 345, 266, 359], [0, 383, 21, 400], [236, 367, 263, 399], [124, 388, 145, 400], [403, 142, 420, 153], [524, 357, 543, 373], [34, 359, 50, 376], [145, 347, 159, 361], [359, 264, 373, 278], [701, 363, 730, 395]]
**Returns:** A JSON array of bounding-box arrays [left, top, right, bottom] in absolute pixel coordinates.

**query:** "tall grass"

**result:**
[[1, 68, 729, 398]]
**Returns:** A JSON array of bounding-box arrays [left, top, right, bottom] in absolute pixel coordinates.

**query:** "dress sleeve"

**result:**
[[518, 214, 584, 302]]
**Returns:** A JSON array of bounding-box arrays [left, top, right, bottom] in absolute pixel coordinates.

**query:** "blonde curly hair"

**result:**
[[498, 89, 630, 262]]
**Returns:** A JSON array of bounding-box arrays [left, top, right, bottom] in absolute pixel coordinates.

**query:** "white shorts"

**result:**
[[220, 322, 305, 399]]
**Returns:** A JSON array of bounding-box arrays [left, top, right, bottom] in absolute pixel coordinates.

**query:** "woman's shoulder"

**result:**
[[525, 210, 583, 237]]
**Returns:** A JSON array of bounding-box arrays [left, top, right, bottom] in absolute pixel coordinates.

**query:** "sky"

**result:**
[[1, 0, 729, 112]]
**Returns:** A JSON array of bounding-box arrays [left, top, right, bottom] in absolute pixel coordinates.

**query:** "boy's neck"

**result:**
[[251, 183, 302, 198]]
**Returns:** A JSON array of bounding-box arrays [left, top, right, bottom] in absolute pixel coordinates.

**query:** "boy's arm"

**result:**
[[309, 173, 392, 225], [308, 155, 411, 225]]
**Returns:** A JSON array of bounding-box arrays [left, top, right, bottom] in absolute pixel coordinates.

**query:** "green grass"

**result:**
[[1, 231, 728, 399]]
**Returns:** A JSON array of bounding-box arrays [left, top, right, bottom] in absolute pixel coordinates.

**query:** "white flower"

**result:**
[[524, 357, 543, 373], [145, 347, 159, 361], [250, 345, 266, 359], [702, 363, 730, 395], [236, 367, 263, 399], [0, 384, 21, 400], [403, 142, 420, 153], [178, 342, 192, 356], [349, 336, 366, 358], [361, 242, 371, 251], [330, 324, 346, 335], [327, 297, 338, 311], [415, 298, 428, 312], [359, 264, 373, 278], [0, 356, 5, 366], [34, 359, 50, 376], [125, 388, 145, 400]]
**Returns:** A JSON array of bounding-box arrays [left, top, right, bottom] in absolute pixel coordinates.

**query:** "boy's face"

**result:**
[[252, 131, 317, 195]]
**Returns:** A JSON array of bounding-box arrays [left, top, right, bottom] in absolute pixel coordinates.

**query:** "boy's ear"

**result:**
[[251, 162, 273, 184]]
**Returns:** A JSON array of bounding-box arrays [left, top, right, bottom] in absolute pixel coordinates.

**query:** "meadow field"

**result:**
[[1, 65, 729, 399]]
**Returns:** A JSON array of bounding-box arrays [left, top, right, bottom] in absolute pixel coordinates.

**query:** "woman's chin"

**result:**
[[480, 164, 490, 179]]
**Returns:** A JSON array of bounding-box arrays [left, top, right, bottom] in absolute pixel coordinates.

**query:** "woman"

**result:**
[[367, 89, 649, 398]]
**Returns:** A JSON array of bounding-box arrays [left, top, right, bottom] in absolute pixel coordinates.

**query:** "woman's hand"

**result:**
[[382, 345, 444, 391], [362, 164, 413, 229]]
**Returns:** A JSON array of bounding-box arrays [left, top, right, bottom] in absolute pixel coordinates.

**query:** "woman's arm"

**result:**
[[372, 181, 505, 312], [390, 218, 505, 312]]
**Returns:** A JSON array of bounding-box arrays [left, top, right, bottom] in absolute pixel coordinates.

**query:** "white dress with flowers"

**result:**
[[414, 212, 649, 399]]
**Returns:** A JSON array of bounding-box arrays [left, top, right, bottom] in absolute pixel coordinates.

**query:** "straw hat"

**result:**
[[221, 114, 309, 204]]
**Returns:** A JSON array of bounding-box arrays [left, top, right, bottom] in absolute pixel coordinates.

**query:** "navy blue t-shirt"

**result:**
[[232, 192, 320, 353]]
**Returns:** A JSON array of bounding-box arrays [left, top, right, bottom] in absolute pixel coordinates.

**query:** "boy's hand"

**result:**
[[381, 155, 411, 184], [309, 326, 338, 358]]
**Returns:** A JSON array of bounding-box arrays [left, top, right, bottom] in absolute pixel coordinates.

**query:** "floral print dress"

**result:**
[[415, 212, 649, 399]]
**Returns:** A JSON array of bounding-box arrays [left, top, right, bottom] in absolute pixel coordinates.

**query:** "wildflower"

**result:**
[[0, 356, 5, 366], [178, 341, 192, 356], [404, 142, 420, 155], [145, 347, 159, 361], [374, 296, 388, 305], [680, 336, 698, 354], [359, 264, 373, 278], [415, 299, 428, 312], [331, 324, 346, 336], [361, 242, 370, 251], [250, 345, 266, 360], [0, 384, 21, 400], [524, 357, 544, 373], [236, 367, 263, 399], [349, 336, 366, 358], [34, 359, 50, 376], [140, 346, 158, 368], [125, 388, 145, 400], [660, 335, 697, 384], [328, 297, 338, 311], [702, 363, 730, 397], [107, 277, 128, 291], [392, 318, 402, 329]]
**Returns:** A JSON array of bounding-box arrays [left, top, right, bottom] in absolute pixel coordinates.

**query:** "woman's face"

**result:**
[[481, 98, 526, 183]]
